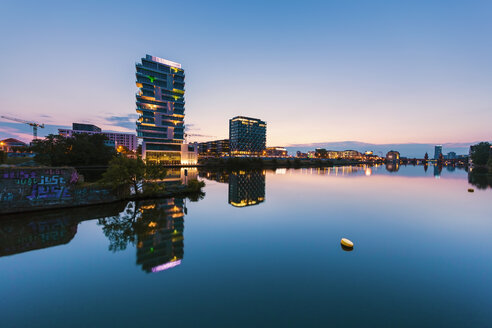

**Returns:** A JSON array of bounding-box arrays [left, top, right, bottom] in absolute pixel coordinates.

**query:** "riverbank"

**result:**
[[0, 166, 204, 215], [199, 157, 381, 168]]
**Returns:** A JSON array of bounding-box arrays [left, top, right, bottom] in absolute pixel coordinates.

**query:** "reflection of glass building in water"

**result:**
[[136, 198, 184, 273], [385, 162, 400, 172], [434, 164, 442, 178], [228, 171, 266, 207]]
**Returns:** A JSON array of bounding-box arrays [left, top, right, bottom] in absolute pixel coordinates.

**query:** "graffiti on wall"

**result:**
[[0, 168, 79, 203]]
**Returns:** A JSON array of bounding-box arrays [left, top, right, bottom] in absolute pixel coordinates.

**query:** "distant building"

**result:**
[[263, 147, 287, 157], [434, 145, 443, 160], [229, 116, 266, 156], [315, 149, 363, 160], [198, 139, 230, 157], [446, 152, 456, 160], [0, 138, 27, 152], [386, 150, 400, 162], [135, 55, 186, 164], [59, 123, 138, 151], [296, 151, 308, 158], [72, 123, 101, 133]]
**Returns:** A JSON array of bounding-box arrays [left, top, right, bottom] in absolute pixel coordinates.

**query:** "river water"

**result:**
[[0, 165, 491, 327]]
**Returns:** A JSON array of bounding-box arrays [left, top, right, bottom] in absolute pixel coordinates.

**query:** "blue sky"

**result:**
[[1, 0, 491, 146]]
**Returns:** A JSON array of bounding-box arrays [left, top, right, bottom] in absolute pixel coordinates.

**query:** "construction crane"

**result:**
[[1, 115, 45, 139]]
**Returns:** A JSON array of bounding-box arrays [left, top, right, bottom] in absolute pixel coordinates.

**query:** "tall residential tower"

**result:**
[[136, 55, 186, 164]]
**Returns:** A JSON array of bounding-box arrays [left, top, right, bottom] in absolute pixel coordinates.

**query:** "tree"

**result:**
[[470, 142, 491, 166], [101, 156, 146, 195], [30, 133, 115, 166], [101, 156, 168, 196], [424, 152, 428, 162]]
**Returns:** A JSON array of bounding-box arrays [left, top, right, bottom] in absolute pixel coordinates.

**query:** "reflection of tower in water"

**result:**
[[136, 198, 184, 273], [385, 162, 400, 172], [228, 170, 265, 207]]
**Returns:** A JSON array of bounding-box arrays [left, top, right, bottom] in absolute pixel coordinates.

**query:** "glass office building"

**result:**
[[434, 145, 443, 160], [136, 55, 186, 164], [229, 116, 266, 156]]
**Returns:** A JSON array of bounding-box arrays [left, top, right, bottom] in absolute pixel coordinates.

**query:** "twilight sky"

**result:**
[[0, 0, 491, 146]]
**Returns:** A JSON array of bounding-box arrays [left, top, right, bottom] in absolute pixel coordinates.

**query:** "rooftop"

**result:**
[[146, 55, 181, 69]]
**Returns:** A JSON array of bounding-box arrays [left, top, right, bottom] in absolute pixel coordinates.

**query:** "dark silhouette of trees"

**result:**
[[470, 142, 491, 166], [29, 134, 115, 166]]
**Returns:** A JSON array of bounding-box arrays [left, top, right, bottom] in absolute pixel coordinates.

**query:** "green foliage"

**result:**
[[187, 178, 205, 192], [471, 142, 491, 166], [29, 134, 116, 166], [0, 151, 6, 164], [101, 157, 168, 196], [145, 162, 167, 180], [142, 183, 167, 196], [101, 156, 146, 193]]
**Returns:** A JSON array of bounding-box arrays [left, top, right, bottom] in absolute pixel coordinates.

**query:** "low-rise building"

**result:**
[[296, 151, 308, 158], [0, 138, 27, 152], [386, 150, 400, 162], [262, 147, 288, 157], [181, 143, 198, 165], [198, 139, 230, 157], [59, 123, 138, 151]]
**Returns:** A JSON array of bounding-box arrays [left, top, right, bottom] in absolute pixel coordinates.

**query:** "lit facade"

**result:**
[[181, 143, 198, 165], [262, 147, 288, 157], [136, 55, 186, 164], [0, 138, 27, 152], [198, 139, 230, 157], [314, 149, 363, 160], [58, 123, 137, 151], [386, 150, 400, 162], [229, 116, 266, 157]]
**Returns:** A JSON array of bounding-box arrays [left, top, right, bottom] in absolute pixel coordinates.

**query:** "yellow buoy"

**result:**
[[468, 188, 474, 193], [341, 238, 354, 248]]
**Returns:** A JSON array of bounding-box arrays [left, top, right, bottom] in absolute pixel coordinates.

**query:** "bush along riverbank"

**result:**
[[0, 158, 205, 215]]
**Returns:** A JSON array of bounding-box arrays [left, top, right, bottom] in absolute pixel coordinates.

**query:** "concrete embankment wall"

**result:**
[[0, 167, 120, 214]]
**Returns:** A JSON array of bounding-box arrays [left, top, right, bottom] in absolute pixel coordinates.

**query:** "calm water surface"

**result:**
[[1, 165, 491, 327]]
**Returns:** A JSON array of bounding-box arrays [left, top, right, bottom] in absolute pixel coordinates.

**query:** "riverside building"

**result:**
[[136, 55, 186, 164], [198, 139, 230, 158], [59, 123, 137, 151], [229, 116, 266, 157], [434, 145, 443, 160]]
